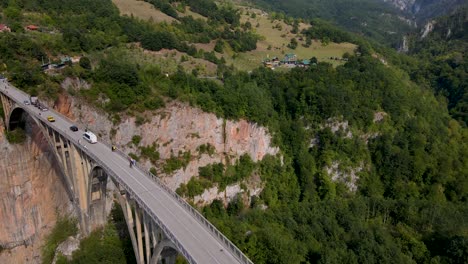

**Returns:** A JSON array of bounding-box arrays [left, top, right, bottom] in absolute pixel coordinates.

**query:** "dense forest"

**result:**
[[0, 0, 467, 263], [407, 7, 468, 126], [248, 0, 415, 46]]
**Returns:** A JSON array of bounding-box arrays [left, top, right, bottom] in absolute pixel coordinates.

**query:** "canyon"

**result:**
[[0, 116, 72, 263]]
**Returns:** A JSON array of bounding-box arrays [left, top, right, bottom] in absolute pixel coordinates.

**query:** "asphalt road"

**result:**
[[0, 80, 248, 264]]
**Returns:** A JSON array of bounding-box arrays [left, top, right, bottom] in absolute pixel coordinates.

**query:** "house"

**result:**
[[298, 59, 311, 67], [0, 24, 11, 33], [26, 25, 39, 31], [263, 56, 280, 68], [61, 56, 72, 64], [71, 56, 81, 63], [283, 53, 297, 64]]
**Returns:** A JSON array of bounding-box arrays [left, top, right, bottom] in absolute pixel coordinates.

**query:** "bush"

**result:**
[[131, 135, 141, 146], [79, 56, 92, 70], [140, 144, 160, 163], [177, 177, 213, 198], [42, 216, 78, 264], [128, 153, 139, 161], [6, 128, 26, 144], [197, 143, 216, 156], [163, 151, 191, 174]]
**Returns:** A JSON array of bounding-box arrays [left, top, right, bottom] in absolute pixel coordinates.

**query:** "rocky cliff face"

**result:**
[[381, 0, 466, 22], [382, 0, 416, 11], [54, 82, 279, 204], [0, 117, 72, 263]]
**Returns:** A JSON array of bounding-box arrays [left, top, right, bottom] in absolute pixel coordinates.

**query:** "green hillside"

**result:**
[[247, 0, 416, 47], [407, 7, 468, 125], [0, 0, 467, 263]]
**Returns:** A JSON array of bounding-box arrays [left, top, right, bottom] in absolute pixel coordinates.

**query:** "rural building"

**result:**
[[298, 59, 311, 67], [0, 24, 11, 33], [26, 25, 39, 31], [283, 53, 297, 64], [0, 24, 11, 32], [263, 56, 280, 68]]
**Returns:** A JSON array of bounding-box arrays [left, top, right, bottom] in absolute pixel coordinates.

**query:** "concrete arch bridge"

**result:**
[[0, 82, 253, 264]]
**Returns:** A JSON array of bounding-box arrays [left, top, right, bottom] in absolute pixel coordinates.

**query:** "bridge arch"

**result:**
[[1, 88, 254, 264], [8, 106, 27, 131], [87, 165, 114, 231]]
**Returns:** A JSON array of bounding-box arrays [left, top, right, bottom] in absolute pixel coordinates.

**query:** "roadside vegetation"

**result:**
[[0, 0, 467, 263]]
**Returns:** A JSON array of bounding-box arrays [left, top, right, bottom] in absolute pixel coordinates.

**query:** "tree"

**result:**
[[79, 56, 91, 70], [214, 39, 224, 53]]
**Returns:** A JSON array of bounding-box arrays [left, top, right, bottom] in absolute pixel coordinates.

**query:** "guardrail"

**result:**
[[2, 85, 253, 264], [99, 132, 253, 264]]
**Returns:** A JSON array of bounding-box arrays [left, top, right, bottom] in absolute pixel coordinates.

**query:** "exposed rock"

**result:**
[[373, 111, 387, 123], [325, 161, 364, 192], [53, 93, 76, 120], [398, 35, 409, 53], [53, 93, 279, 204], [382, 0, 416, 11], [61, 77, 91, 92], [321, 117, 353, 138], [51, 236, 80, 264], [0, 116, 73, 263], [194, 174, 263, 207], [421, 20, 435, 38]]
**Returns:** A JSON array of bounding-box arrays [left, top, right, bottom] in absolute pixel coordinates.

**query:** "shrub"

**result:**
[[6, 128, 26, 144], [42, 216, 78, 264], [140, 144, 160, 163], [131, 135, 141, 146]]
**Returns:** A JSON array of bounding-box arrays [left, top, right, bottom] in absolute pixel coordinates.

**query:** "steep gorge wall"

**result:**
[[0, 117, 72, 263], [54, 87, 279, 204]]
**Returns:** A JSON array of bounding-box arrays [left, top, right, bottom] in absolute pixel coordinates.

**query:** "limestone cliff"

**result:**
[[54, 85, 279, 204], [0, 116, 72, 263]]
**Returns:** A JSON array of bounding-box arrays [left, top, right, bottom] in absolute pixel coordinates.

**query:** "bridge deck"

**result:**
[[0, 81, 250, 264]]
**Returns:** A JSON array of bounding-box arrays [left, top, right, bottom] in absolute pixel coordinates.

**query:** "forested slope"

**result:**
[[248, 0, 415, 46], [407, 7, 468, 126], [0, 0, 467, 263]]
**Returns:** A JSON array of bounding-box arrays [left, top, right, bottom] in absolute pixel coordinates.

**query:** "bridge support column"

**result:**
[[135, 206, 145, 264], [0, 93, 13, 128], [144, 212, 151, 263]]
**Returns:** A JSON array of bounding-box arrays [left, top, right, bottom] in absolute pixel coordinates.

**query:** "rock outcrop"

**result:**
[[53, 87, 279, 204], [0, 116, 73, 263]]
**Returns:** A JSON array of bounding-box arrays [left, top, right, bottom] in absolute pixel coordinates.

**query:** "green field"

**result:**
[[223, 6, 357, 70], [111, 1, 356, 72], [112, 0, 175, 23]]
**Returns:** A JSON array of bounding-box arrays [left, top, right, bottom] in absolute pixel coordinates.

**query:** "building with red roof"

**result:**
[[26, 25, 39, 31], [0, 24, 11, 33]]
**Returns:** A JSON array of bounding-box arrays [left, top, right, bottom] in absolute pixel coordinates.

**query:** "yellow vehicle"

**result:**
[[47, 116, 55, 122]]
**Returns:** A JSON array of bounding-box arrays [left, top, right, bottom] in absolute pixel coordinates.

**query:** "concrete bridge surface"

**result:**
[[0, 81, 253, 264]]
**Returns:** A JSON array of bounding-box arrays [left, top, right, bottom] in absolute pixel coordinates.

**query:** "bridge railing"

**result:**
[[1, 87, 199, 263], [4, 85, 253, 264], [99, 140, 253, 264]]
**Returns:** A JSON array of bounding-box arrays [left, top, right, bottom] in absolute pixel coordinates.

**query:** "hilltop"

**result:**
[[0, 0, 467, 263]]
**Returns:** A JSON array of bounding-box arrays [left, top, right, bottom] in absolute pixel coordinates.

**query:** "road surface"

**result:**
[[0, 80, 250, 264]]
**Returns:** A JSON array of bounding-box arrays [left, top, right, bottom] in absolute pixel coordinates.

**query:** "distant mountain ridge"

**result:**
[[381, 0, 467, 23]]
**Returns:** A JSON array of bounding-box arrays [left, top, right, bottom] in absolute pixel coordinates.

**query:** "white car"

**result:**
[[83, 131, 98, 144]]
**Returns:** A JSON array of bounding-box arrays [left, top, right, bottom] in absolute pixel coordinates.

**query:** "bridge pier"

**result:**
[[0, 93, 183, 264], [1, 87, 253, 264]]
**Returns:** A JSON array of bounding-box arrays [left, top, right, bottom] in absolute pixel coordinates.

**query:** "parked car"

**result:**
[[23, 100, 30, 105], [47, 116, 55, 122], [69, 125, 78, 132], [41, 107, 48, 111]]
